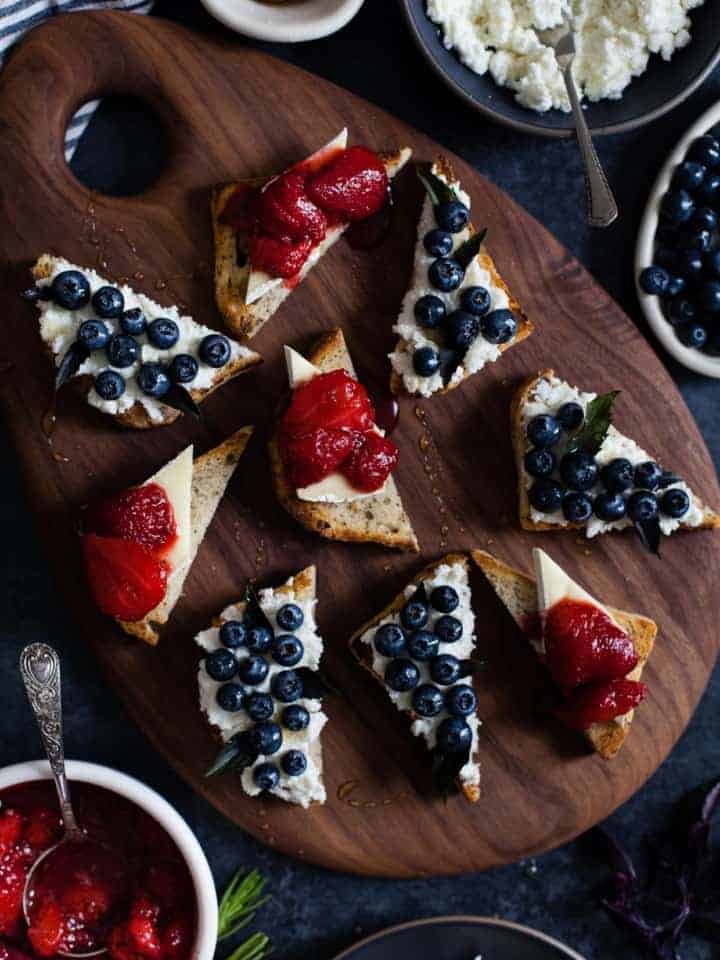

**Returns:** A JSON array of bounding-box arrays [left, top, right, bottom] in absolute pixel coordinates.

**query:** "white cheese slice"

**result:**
[[144, 445, 193, 574], [532, 548, 616, 623], [284, 345, 320, 388]]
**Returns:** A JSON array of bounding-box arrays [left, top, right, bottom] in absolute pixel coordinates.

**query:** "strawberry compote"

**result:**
[[0, 781, 195, 960]]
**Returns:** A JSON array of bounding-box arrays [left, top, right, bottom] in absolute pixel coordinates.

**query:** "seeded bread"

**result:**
[[471, 548, 657, 760], [120, 426, 253, 645], [512, 368, 720, 534], [268, 328, 420, 552], [211, 147, 412, 340], [32, 255, 262, 430], [389, 155, 532, 397], [349, 553, 480, 801]]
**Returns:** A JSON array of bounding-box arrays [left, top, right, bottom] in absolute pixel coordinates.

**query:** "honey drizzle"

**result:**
[[336, 780, 406, 808], [413, 405, 465, 549]]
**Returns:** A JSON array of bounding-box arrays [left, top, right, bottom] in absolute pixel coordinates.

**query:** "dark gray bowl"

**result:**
[[401, 0, 720, 137]]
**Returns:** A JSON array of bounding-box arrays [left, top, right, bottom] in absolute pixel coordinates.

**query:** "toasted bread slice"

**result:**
[[195, 565, 327, 807], [119, 427, 253, 645], [32, 255, 261, 429], [472, 548, 657, 759], [389, 156, 532, 397], [349, 553, 480, 800], [269, 328, 419, 552], [512, 369, 720, 537], [211, 134, 412, 340]]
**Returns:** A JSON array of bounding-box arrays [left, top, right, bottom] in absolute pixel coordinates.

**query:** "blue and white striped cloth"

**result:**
[[0, 0, 153, 158]]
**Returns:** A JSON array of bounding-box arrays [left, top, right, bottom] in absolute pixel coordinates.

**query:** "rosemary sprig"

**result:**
[[225, 932, 271, 960], [218, 869, 271, 941]]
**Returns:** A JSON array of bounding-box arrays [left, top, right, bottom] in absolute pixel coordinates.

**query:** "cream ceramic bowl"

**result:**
[[199, 0, 365, 42], [0, 760, 218, 960]]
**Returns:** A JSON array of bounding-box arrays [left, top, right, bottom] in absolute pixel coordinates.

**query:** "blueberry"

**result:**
[[560, 452, 598, 491], [660, 488, 690, 519], [692, 207, 718, 233], [689, 134, 720, 168], [282, 750, 307, 777], [593, 492, 627, 522], [245, 692, 275, 721], [374, 624, 407, 658], [627, 490, 658, 522], [106, 334, 139, 369], [634, 461, 662, 490], [216, 683, 246, 712], [92, 286, 124, 319], [430, 586, 459, 613], [435, 200, 470, 233], [403, 597, 430, 632], [169, 354, 199, 384], [219, 620, 247, 649], [697, 173, 720, 205], [281, 705, 310, 731], [120, 308, 146, 335], [407, 630, 439, 661], [562, 492, 593, 523], [436, 717, 472, 753], [677, 228, 712, 253], [428, 257, 464, 292], [699, 281, 720, 313], [523, 448, 553, 482], [444, 310, 479, 350], [247, 624, 273, 653], [272, 635, 304, 667], [460, 286, 491, 316], [481, 308, 517, 344], [253, 763, 280, 791], [639, 266, 669, 296], [705, 249, 720, 279], [200, 333, 231, 368], [272, 669, 303, 703], [238, 655, 269, 686], [528, 478, 564, 513], [661, 189, 694, 226], [665, 298, 697, 326], [557, 402, 584, 430], [147, 317, 180, 349], [674, 249, 704, 282], [414, 294, 446, 329], [251, 721, 282, 756], [434, 615, 463, 644], [600, 458, 634, 493], [423, 228, 453, 257], [411, 684, 444, 718], [526, 414, 561, 448], [94, 370, 125, 401], [277, 603, 304, 631], [430, 654, 461, 686], [205, 648, 237, 682], [413, 346, 440, 377], [666, 276, 686, 298], [78, 319, 110, 351], [676, 322, 707, 349], [50, 270, 91, 309], [672, 160, 706, 191], [385, 658, 420, 692], [137, 362, 171, 398], [445, 684, 478, 717]]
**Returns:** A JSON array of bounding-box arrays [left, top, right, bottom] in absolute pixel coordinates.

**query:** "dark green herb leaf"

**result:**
[[431, 747, 468, 801], [242, 584, 275, 634], [409, 581, 428, 606], [438, 348, 465, 386], [225, 933, 271, 960], [565, 390, 619, 456], [416, 164, 458, 207], [206, 731, 258, 778], [634, 518, 661, 557], [296, 668, 334, 699], [161, 383, 202, 420], [658, 470, 682, 489], [218, 869, 270, 941], [454, 228, 487, 269], [459, 659, 482, 678], [56, 342, 89, 389]]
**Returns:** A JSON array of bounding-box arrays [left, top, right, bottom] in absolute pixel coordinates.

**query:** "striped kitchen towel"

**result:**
[[0, 0, 153, 159]]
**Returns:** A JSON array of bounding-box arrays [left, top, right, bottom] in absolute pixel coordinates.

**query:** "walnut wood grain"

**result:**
[[0, 11, 718, 878]]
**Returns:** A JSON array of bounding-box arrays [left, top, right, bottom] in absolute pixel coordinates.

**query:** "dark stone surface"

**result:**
[[2, 2, 719, 959]]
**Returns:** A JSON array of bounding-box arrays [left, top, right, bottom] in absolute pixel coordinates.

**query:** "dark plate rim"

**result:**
[[332, 915, 587, 960], [399, 0, 720, 139]]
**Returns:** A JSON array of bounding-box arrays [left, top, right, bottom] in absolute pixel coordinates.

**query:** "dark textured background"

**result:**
[[2, 2, 719, 958]]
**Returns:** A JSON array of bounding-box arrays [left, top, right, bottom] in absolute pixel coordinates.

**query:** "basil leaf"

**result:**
[[431, 747, 468, 801], [206, 731, 258, 778], [438, 348, 465, 386], [565, 390, 619, 456], [416, 164, 458, 207], [161, 383, 202, 420], [657, 470, 682, 489], [634, 517, 661, 556], [454, 228, 487, 269], [242, 584, 275, 635], [295, 668, 334, 699], [56, 342, 90, 389]]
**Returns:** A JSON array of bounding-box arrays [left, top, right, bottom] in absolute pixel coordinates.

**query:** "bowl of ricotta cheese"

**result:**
[[401, 0, 720, 137]]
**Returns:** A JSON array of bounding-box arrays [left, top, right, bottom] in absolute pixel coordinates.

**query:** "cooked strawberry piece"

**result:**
[[129, 896, 160, 925], [249, 233, 312, 278], [140, 862, 192, 913], [282, 369, 375, 435], [554, 679, 647, 730], [281, 428, 359, 487], [306, 146, 389, 221], [61, 878, 112, 923], [127, 915, 163, 960], [259, 172, 327, 244], [0, 849, 27, 938], [0, 811, 23, 856], [542, 599, 638, 691], [342, 431, 399, 492], [0, 941, 35, 960], [28, 902, 65, 957], [82, 534, 169, 621], [84, 483, 177, 555], [24, 807, 60, 851], [161, 918, 192, 960]]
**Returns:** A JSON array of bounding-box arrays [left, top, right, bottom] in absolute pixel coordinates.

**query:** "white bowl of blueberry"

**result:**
[[636, 103, 720, 377]]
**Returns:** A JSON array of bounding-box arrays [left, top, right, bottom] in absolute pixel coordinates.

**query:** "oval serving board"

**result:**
[[1, 12, 718, 879]]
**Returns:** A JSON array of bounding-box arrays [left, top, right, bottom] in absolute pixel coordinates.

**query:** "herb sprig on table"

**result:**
[[217, 868, 271, 960]]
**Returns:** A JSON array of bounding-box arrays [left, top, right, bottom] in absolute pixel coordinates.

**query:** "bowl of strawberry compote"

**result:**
[[0, 761, 217, 960]]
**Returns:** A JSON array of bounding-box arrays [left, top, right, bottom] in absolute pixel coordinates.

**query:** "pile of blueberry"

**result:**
[[376, 582, 478, 759], [204, 601, 312, 793], [525, 404, 691, 524], [44, 270, 232, 402], [411, 197, 517, 379], [639, 133, 720, 356]]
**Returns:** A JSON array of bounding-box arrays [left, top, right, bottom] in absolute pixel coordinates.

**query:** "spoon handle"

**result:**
[[20, 643, 82, 838]]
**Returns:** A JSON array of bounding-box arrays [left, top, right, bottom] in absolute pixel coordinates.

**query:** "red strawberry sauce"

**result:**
[[0, 781, 195, 960]]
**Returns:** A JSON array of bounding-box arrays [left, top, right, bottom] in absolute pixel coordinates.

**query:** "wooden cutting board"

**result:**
[[1, 11, 718, 879]]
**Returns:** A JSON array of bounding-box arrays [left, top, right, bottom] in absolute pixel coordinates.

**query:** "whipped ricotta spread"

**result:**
[[196, 581, 326, 808], [36, 258, 252, 423], [427, 0, 705, 113], [389, 167, 511, 398], [521, 375, 704, 536], [359, 562, 481, 789]]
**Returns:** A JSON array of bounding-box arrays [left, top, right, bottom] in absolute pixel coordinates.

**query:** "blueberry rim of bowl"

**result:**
[[636, 101, 720, 379]]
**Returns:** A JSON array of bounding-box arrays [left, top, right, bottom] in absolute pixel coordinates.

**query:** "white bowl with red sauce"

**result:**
[[0, 760, 217, 960]]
